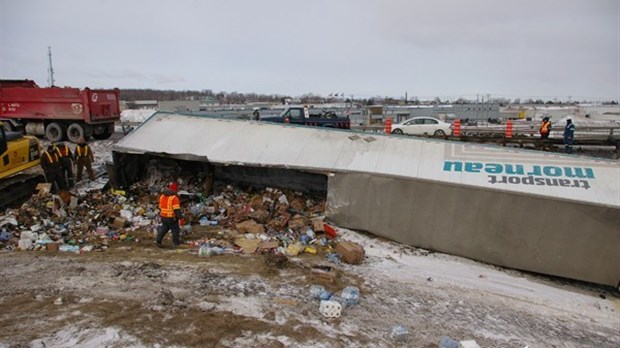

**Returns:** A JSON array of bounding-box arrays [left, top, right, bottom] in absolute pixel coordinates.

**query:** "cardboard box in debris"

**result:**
[[0, 168, 365, 265]]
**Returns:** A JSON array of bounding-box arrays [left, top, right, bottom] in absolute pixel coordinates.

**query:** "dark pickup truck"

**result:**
[[260, 107, 350, 129]]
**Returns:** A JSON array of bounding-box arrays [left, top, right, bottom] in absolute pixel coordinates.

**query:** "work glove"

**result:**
[[179, 218, 186, 226]]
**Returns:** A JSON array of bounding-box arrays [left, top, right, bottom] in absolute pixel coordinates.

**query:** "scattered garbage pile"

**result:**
[[0, 160, 366, 270], [0, 182, 156, 252], [1, 159, 371, 322]]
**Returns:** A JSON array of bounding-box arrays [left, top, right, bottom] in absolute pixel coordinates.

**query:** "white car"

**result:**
[[391, 117, 452, 136]]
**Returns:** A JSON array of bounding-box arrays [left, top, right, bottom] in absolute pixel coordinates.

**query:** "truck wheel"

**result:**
[[67, 123, 85, 143], [93, 123, 114, 140], [2, 121, 14, 132], [45, 122, 64, 142]]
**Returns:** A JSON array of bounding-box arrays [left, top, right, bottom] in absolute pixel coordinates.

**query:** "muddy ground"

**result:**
[[0, 227, 618, 348]]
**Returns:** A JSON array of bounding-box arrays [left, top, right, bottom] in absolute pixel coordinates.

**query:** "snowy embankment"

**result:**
[[120, 109, 157, 123]]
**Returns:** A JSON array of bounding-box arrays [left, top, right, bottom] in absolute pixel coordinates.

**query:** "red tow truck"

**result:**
[[0, 80, 120, 142]]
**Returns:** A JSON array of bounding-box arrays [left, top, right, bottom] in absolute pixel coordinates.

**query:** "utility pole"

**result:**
[[47, 46, 55, 87]]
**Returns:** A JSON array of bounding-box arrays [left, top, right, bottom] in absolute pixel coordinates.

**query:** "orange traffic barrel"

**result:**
[[505, 120, 513, 138], [453, 119, 461, 136], [384, 118, 393, 134]]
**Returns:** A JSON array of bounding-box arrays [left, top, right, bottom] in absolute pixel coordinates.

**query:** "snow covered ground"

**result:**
[[120, 109, 157, 123], [1, 226, 618, 347]]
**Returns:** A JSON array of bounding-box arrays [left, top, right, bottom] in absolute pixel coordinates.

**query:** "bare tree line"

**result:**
[[120, 88, 618, 106]]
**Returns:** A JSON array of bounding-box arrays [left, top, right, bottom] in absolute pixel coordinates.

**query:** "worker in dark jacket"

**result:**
[[74, 139, 95, 181], [54, 142, 74, 188], [40, 145, 64, 192], [539, 117, 552, 139], [155, 182, 185, 248], [564, 119, 575, 153]]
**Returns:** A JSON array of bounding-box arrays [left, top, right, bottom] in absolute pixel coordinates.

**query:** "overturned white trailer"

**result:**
[[112, 112, 620, 287]]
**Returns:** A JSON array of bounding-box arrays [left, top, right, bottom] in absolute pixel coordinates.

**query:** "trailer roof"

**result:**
[[114, 112, 620, 208]]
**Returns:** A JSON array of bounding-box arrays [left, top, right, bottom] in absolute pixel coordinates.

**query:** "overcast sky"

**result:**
[[1, 0, 618, 100]]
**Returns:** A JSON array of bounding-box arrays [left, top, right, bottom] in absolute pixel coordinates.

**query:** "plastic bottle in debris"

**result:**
[[0, 229, 10, 242], [341, 286, 360, 305], [199, 217, 218, 226], [326, 252, 341, 264], [318, 289, 333, 301], [390, 325, 409, 342], [309, 285, 325, 299], [190, 203, 206, 216], [299, 234, 310, 245], [199, 245, 225, 257], [329, 294, 347, 308]]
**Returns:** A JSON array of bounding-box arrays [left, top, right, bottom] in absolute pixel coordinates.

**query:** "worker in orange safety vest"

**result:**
[[539, 117, 552, 139], [155, 182, 185, 248]]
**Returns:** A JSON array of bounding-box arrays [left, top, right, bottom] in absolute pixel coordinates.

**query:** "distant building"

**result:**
[[383, 103, 500, 122], [451, 103, 500, 120], [125, 100, 158, 110], [158, 100, 201, 112]]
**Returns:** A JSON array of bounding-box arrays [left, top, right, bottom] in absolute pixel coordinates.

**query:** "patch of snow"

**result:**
[[221, 332, 300, 348], [121, 109, 156, 123], [335, 227, 619, 327], [216, 295, 267, 319]]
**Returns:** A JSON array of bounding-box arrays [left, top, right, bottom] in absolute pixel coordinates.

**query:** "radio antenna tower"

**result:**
[[47, 46, 55, 87]]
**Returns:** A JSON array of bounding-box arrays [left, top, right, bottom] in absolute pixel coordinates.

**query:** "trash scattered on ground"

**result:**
[[309, 284, 360, 318], [439, 336, 460, 348], [319, 300, 342, 318], [334, 241, 365, 264], [198, 245, 226, 257], [309, 284, 326, 299], [458, 340, 481, 348], [0, 159, 369, 308], [390, 325, 410, 342], [341, 286, 360, 305], [311, 265, 338, 283]]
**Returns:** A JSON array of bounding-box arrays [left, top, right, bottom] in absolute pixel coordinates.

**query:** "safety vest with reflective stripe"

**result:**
[[159, 194, 180, 218], [76, 144, 91, 157], [43, 151, 58, 164], [540, 121, 551, 134], [55, 145, 71, 158]]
